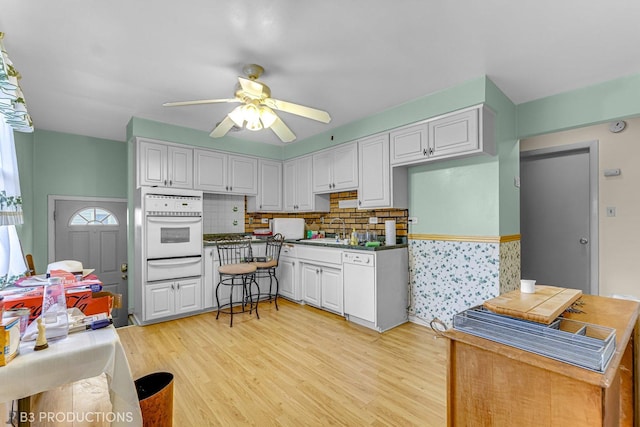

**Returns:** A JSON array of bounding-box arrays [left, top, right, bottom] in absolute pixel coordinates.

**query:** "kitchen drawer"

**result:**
[[147, 256, 202, 281]]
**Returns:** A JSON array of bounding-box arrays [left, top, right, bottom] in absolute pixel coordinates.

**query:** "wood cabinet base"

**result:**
[[445, 295, 638, 426]]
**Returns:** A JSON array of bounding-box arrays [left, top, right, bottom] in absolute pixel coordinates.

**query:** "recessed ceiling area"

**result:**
[[1, 0, 639, 144]]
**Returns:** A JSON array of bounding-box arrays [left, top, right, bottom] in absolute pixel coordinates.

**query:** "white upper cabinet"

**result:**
[[284, 155, 329, 212], [390, 123, 428, 166], [247, 159, 282, 212], [312, 142, 358, 193], [390, 104, 495, 166], [428, 108, 479, 159], [358, 133, 408, 210], [228, 154, 258, 195], [193, 148, 257, 195], [137, 138, 193, 189], [358, 133, 391, 209]]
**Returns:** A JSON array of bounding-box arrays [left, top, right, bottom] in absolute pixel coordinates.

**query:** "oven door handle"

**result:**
[[148, 257, 202, 267], [146, 217, 202, 224]]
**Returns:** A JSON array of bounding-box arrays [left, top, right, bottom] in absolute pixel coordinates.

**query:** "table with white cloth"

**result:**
[[0, 325, 142, 427]]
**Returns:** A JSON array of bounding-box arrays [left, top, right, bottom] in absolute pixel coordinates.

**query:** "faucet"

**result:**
[[329, 217, 346, 240]]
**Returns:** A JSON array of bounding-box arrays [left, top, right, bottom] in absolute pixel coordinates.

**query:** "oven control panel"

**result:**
[[145, 194, 202, 216]]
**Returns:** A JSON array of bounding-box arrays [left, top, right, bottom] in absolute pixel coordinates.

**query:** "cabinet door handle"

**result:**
[[171, 284, 175, 290], [230, 186, 232, 191], [176, 283, 180, 290], [429, 148, 434, 155], [358, 200, 361, 206], [169, 180, 173, 186], [164, 180, 167, 186], [423, 148, 428, 156]]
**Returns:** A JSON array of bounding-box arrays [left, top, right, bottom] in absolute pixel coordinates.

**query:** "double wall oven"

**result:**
[[134, 187, 204, 325], [144, 192, 203, 281]]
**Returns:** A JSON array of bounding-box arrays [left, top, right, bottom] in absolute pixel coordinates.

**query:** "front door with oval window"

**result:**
[[54, 199, 128, 327]]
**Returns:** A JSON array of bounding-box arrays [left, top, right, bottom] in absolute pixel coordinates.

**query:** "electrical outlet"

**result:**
[[261, 218, 269, 224], [408, 217, 418, 225], [369, 217, 378, 224], [606, 207, 616, 217]]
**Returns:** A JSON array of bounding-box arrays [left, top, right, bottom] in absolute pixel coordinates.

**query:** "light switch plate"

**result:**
[[408, 217, 418, 225], [261, 218, 269, 224], [606, 207, 616, 217], [369, 217, 378, 224]]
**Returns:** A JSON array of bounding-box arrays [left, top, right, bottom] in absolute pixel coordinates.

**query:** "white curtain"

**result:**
[[0, 119, 27, 283]]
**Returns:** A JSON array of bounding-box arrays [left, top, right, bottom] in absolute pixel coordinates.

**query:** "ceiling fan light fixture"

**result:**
[[259, 106, 277, 129], [227, 105, 246, 128], [242, 103, 263, 131], [164, 64, 330, 142]]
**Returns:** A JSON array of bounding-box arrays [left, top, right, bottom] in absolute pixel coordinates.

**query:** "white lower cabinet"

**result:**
[[318, 266, 342, 313], [276, 244, 300, 301], [298, 245, 343, 315], [301, 263, 341, 313], [203, 247, 217, 309], [301, 263, 322, 307], [144, 277, 202, 322]]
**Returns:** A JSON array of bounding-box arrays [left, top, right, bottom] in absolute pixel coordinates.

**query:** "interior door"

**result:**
[[520, 146, 595, 294], [54, 199, 128, 327]]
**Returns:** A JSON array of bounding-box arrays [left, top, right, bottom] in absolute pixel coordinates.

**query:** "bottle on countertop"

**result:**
[[350, 228, 358, 246]]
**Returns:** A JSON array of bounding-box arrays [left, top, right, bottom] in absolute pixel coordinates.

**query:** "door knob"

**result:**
[[121, 263, 128, 273], [122, 274, 128, 280], [579, 238, 589, 244]]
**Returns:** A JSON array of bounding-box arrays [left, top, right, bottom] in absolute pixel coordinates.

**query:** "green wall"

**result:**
[[17, 130, 127, 273], [13, 131, 34, 258], [517, 73, 640, 138]]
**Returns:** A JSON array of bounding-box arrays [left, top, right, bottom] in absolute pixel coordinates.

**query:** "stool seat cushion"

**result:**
[[219, 263, 257, 275], [250, 259, 278, 269]]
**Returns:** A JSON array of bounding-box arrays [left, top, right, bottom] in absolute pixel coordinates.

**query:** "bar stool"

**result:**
[[251, 233, 285, 310], [215, 238, 259, 327]]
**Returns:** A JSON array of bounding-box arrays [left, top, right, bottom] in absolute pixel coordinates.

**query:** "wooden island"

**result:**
[[444, 294, 639, 426]]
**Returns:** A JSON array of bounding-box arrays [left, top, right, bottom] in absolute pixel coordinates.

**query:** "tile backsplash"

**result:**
[[244, 191, 408, 237], [203, 193, 245, 234], [203, 191, 408, 237]]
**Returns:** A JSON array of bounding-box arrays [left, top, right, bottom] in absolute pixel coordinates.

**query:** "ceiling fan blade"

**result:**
[[209, 115, 237, 138], [270, 116, 296, 143], [264, 98, 331, 123], [163, 98, 239, 107], [238, 77, 265, 99]]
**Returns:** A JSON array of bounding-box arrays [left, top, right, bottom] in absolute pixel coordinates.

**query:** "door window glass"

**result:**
[[69, 207, 119, 225]]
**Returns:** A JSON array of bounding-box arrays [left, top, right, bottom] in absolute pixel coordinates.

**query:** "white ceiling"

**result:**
[[2, 1, 639, 145]]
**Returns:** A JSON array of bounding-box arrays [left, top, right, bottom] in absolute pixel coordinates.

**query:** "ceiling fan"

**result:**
[[163, 64, 331, 143]]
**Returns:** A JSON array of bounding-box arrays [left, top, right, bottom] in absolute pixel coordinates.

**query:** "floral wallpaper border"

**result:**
[[408, 237, 520, 327]]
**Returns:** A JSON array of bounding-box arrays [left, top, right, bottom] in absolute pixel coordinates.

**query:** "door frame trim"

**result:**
[[520, 140, 599, 295], [47, 195, 128, 263]]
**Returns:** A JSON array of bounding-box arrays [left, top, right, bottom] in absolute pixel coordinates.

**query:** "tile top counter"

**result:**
[[288, 239, 407, 251], [202, 234, 407, 251]]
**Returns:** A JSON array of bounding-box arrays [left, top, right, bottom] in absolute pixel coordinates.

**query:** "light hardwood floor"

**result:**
[[29, 299, 448, 426]]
